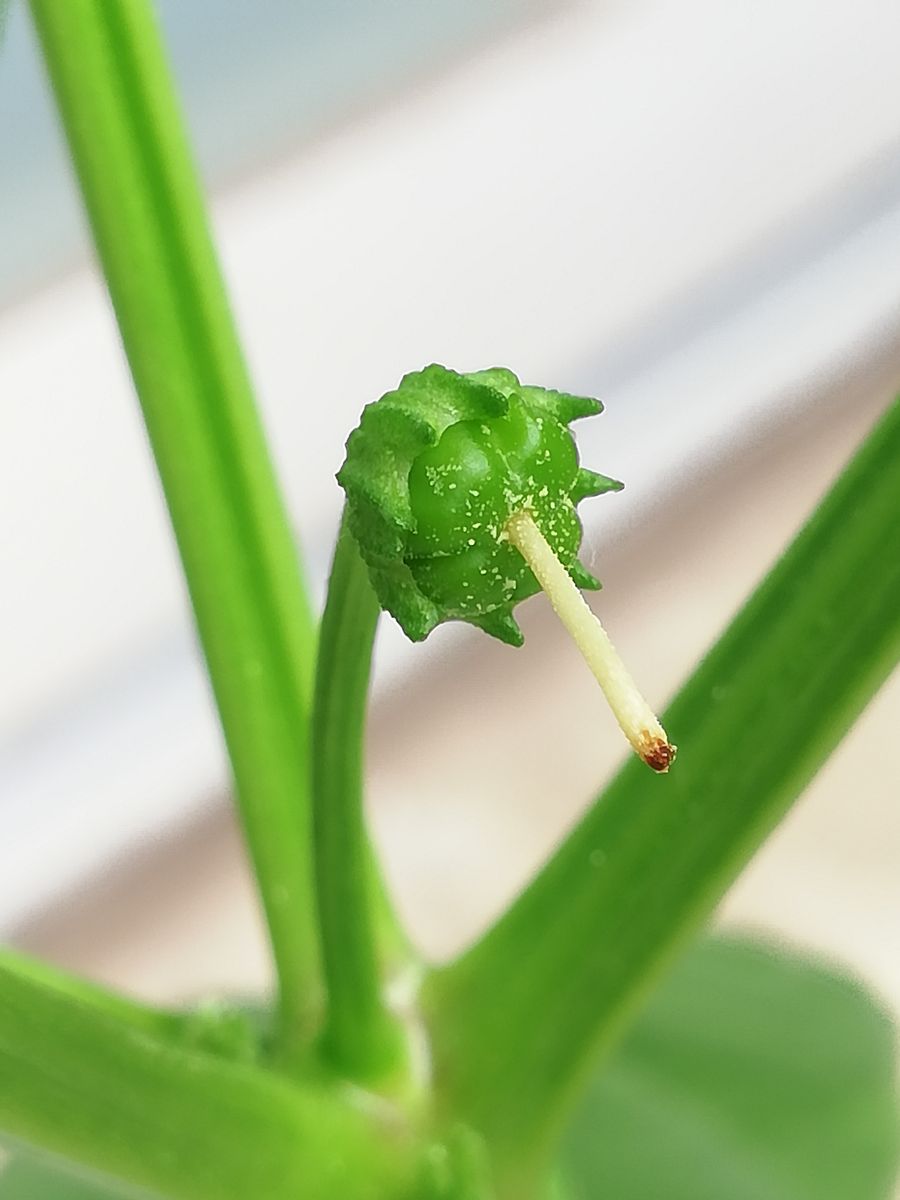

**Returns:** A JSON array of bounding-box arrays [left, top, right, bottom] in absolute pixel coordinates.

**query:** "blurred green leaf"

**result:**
[[0, 1145, 157, 1198], [559, 936, 899, 1200]]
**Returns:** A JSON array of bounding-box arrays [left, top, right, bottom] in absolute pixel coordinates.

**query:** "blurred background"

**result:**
[[1, 0, 899, 1100]]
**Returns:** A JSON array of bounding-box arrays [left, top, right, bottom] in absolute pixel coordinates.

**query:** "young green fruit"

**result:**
[[338, 364, 675, 771], [337, 364, 620, 646]]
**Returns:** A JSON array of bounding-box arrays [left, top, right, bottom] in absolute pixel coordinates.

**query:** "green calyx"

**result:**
[[337, 365, 622, 646]]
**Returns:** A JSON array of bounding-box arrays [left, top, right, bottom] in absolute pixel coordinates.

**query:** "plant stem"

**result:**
[[0, 963, 418, 1200], [313, 513, 410, 1082], [29, 0, 319, 1051], [506, 510, 675, 772], [425, 398, 900, 1190], [0, 947, 177, 1041]]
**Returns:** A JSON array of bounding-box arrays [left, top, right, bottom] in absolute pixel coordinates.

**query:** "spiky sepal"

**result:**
[[337, 365, 620, 644]]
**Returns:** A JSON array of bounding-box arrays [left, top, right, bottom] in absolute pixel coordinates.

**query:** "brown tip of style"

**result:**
[[641, 738, 677, 774]]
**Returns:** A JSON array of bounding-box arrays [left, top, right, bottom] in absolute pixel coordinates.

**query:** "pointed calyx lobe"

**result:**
[[337, 365, 621, 644]]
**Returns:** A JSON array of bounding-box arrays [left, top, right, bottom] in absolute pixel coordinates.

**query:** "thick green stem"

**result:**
[[313, 513, 410, 1082], [30, 0, 319, 1051], [424, 398, 900, 1190], [0, 948, 177, 1043], [0, 964, 418, 1200]]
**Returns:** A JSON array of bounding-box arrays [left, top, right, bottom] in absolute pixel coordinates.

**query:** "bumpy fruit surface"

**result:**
[[337, 365, 621, 645]]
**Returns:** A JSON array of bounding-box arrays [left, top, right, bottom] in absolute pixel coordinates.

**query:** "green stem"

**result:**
[[0, 947, 177, 1041], [30, 0, 319, 1051], [0, 963, 418, 1200], [313, 513, 410, 1082], [424, 398, 900, 1189]]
